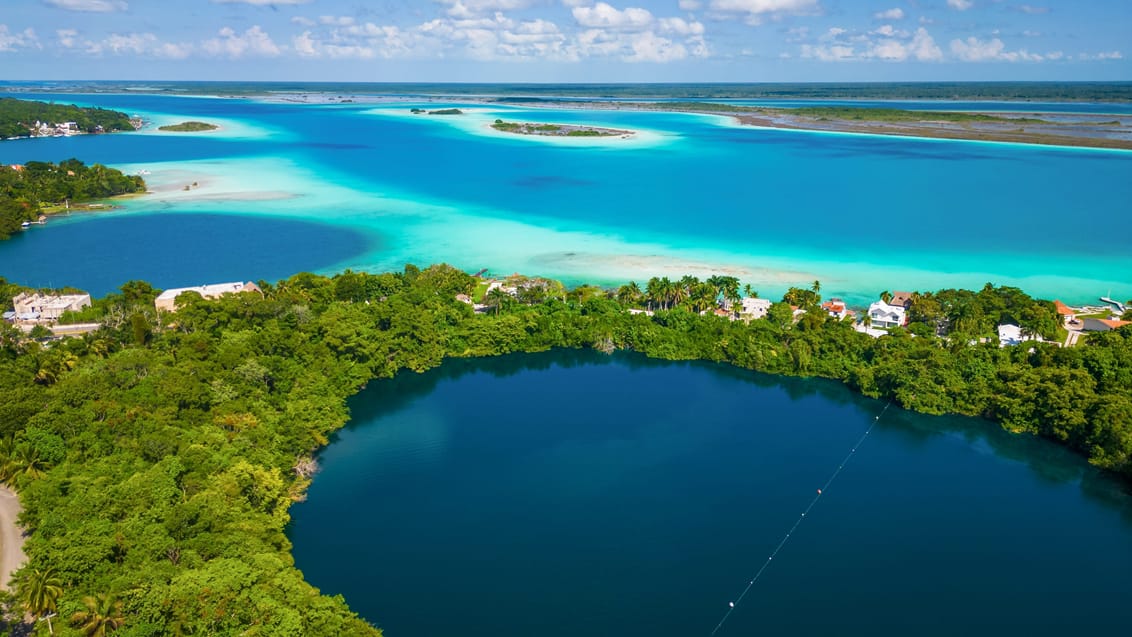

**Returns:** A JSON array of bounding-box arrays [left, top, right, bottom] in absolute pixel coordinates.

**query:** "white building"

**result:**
[[11, 292, 92, 323], [739, 297, 771, 320], [868, 301, 907, 330], [998, 324, 1038, 347], [155, 281, 262, 312]]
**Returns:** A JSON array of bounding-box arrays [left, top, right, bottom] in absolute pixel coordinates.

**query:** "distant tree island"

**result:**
[[410, 108, 465, 115], [157, 120, 219, 132], [0, 98, 139, 140], [491, 118, 633, 138], [0, 160, 146, 239]]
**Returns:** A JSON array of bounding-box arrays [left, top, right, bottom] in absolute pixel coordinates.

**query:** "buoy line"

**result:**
[[709, 401, 894, 636]]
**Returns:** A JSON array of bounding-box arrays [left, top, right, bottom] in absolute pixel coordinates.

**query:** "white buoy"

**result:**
[[729, 602, 735, 608]]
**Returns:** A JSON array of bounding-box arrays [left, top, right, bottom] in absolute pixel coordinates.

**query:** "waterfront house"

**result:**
[[1081, 318, 1132, 332], [738, 297, 771, 320], [155, 281, 262, 312], [867, 300, 907, 329], [1054, 300, 1078, 324], [889, 291, 914, 309], [11, 292, 92, 323], [821, 298, 849, 319]]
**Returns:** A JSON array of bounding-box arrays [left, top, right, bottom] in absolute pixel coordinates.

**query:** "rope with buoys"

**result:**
[[709, 400, 894, 636]]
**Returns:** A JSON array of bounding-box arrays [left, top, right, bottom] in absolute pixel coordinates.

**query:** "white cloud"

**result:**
[[441, 0, 530, 18], [43, 0, 127, 11], [709, 0, 820, 25], [201, 25, 281, 58], [212, 0, 311, 5], [1082, 50, 1122, 60], [319, 15, 356, 27], [802, 26, 941, 62], [679, 0, 702, 9], [947, 0, 973, 10], [573, 3, 654, 30], [874, 8, 904, 20], [950, 36, 1043, 61], [0, 25, 40, 52], [1017, 4, 1048, 14], [624, 31, 687, 62], [291, 17, 316, 27], [659, 17, 705, 36]]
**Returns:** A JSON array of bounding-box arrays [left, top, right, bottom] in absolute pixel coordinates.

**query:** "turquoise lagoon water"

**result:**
[[288, 351, 1132, 637], [0, 90, 1130, 303]]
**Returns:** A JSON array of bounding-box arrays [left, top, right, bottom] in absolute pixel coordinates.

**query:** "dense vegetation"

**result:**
[[0, 267, 1129, 635], [156, 121, 218, 132], [491, 119, 622, 137], [0, 160, 146, 240], [0, 98, 135, 140], [427, 108, 463, 115], [785, 107, 1048, 124]]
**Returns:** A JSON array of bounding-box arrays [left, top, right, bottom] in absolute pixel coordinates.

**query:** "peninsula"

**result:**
[[491, 118, 633, 138], [0, 97, 138, 140], [493, 99, 1132, 150], [0, 160, 146, 239]]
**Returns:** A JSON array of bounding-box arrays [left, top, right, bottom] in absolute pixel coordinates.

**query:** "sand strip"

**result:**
[[0, 487, 26, 590]]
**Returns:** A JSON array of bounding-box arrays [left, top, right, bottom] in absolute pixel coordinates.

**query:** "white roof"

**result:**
[[156, 281, 252, 301]]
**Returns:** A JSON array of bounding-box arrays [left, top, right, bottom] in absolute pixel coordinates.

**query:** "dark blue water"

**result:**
[[0, 213, 371, 295], [288, 351, 1132, 637]]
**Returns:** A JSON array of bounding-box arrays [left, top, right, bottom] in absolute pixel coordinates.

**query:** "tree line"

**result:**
[[0, 266, 1128, 635]]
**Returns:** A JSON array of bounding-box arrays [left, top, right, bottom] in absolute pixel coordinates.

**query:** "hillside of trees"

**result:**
[[0, 98, 135, 140], [0, 160, 146, 239], [0, 267, 1129, 634]]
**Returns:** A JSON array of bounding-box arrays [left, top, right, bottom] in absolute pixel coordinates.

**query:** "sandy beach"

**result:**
[[0, 486, 26, 590]]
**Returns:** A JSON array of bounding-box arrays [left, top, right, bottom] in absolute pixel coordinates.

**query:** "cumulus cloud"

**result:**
[[43, 0, 127, 12], [950, 36, 1043, 61], [0, 25, 41, 52], [709, 0, 820, 25], [947, 0, 973, 10], [679, 0, 702, 9], [201, 25, 281, 58], [441, 0, 530, 19], [573, 3, 654, 30], [1016, 4, 1048, 14], [802, 26, 941, 62], [874, 8, 904, 20]]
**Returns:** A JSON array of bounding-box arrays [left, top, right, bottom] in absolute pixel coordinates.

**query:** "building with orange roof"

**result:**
[[1081, 318, 1132, 332]]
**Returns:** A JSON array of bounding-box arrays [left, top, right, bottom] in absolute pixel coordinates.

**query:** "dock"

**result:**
[[1100, 297, 1126, 313]]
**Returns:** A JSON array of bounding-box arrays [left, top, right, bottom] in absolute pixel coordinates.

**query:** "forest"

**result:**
[[0, 98, 135, 140], [0, 160, 147, 239], [0, 266, 1129, 635]]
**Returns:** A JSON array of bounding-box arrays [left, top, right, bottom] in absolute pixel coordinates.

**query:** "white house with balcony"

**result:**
[[867, 300, 907, 330], [739, 297, 771, 320]]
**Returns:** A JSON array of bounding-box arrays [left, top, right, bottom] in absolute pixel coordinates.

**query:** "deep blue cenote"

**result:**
[[288, 351, 1132, 637]]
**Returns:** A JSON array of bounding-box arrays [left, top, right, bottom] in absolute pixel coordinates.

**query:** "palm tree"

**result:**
[[880, 290, 892, 304], [71, 593, 125, 637], [484, 288, 511, 316], [15, 445, 50, 480], [743, 283, 757, 298], [645, 277, 662, 311], [811, 280, 822, 294], [617, 281, 642, 306], [20, 568, 63, 635]]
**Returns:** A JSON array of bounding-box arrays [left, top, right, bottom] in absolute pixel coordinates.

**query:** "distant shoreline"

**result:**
[[501, 100, 1132, 151]]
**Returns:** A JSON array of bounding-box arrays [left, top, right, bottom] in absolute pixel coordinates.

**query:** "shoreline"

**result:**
[[0, 486, 26, 591], [489, 99, 1132, 151]]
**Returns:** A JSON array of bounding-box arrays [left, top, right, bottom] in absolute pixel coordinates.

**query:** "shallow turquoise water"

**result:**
[[0, 90, 1129, 304], [288, 351, 1132, 637]]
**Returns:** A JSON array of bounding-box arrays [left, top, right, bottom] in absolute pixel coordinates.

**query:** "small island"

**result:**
[[491, 119, 633, 138], [411, 108, 465, 115], [157, 121, 219, 132]]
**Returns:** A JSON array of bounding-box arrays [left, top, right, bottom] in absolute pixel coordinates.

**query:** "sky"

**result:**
[[0, 0, 1128, 82]]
